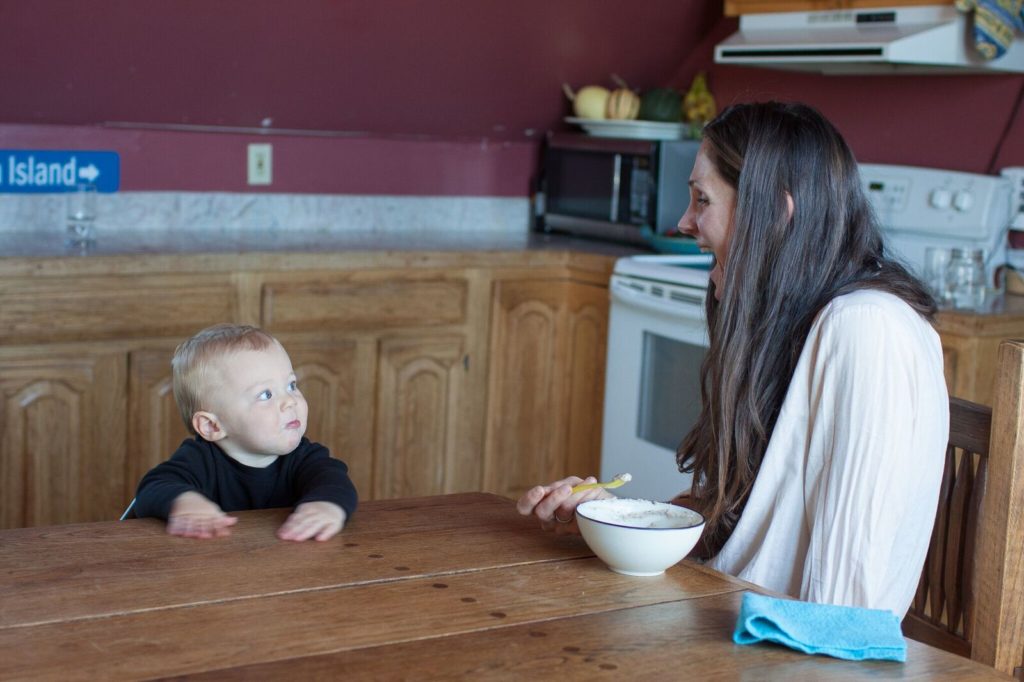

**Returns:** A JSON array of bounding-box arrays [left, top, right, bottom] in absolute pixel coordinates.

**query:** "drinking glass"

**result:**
[[923, 247, 951, 307], [66, 183, 98, 248], [946, 248, 986, 311]]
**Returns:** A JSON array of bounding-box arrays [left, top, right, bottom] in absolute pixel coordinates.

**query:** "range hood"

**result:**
[[714, 4, 1024, 74]]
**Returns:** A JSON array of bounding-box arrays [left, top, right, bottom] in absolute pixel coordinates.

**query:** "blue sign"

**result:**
[[0, 150, 120, 193]]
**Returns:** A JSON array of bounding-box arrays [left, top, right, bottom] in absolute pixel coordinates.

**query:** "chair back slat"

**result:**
[[962, 454, 985, 643], [943, 450, 975, 632], [922, 446, 956, 620]]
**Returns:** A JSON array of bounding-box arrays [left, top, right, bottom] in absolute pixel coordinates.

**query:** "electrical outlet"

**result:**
[[247, 143, 272, 185]]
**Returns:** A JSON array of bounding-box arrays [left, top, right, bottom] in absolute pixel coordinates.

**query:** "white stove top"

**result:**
[[613, 254, 713, 287], [860, 163, 1011, 276]]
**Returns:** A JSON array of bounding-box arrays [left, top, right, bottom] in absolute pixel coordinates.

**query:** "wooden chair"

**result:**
[[903, 338, 1024, 679]]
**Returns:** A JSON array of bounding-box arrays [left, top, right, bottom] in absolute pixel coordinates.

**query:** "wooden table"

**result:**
[[0, 493, 1007, 680]]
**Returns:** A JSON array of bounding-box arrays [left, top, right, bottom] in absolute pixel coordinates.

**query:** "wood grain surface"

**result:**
[[0, 492, 1010, 681], [0, 494, 589, 627], [171, 593, 1003, 681]]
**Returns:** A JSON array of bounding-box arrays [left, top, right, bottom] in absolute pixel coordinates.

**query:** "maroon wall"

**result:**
[[0, 0, 717, 195], [0, 1, 1021, 195]]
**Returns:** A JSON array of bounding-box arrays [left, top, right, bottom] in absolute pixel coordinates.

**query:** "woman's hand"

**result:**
[[516, 475, 615, 535]]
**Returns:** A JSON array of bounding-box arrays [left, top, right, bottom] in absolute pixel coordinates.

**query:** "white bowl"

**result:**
[[575, 498, 705, 577]]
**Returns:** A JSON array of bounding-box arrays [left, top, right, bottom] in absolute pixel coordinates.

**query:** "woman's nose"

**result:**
[[677, 210, 696, 236]]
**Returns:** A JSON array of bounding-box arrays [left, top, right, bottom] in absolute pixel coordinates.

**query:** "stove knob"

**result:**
[[929, 188, 952, 209], [953, 190, 974, 212]]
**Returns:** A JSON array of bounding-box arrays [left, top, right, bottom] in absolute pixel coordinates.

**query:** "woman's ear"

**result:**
[[785, 192, 795, 222], [192, 411, 225, 441]]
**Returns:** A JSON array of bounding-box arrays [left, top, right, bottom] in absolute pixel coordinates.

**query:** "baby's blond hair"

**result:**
[[172, 323, 278, 434]]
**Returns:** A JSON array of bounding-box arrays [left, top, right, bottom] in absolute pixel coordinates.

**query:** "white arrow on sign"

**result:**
[[78, 164, 100, 182]]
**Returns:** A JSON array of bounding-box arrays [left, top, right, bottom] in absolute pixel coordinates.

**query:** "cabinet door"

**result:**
[[564, 283, 610, 477], [484, 280, 609, 500], [127, 346, 191, 501], [0, 349, 126, 528], [284, 335, 375, 500], [374, 335, 471, 499]]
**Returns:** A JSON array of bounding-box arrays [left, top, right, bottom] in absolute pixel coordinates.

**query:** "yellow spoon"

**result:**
[[571, 472, 632, 494]]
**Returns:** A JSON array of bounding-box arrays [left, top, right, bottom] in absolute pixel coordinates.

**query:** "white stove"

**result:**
[[860, 163, 1012, 281], [601, 254, 712, 501]]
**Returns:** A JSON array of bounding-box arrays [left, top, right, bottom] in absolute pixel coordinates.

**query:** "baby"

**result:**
[[132, 323, 357, 541]]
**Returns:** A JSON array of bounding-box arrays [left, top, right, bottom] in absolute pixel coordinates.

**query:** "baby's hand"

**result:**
[[167, 491, 238, 539], [277, 501, 347, 542]]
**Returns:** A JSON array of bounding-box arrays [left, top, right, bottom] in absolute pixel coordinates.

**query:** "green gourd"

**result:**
[[638, 88, 683, 123]]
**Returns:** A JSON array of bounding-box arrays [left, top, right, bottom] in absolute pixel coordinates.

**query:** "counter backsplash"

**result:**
[[0, 191, 531, 236]]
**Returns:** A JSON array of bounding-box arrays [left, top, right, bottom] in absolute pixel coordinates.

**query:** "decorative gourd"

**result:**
[[606, 88, 640, 120], [638, 88, 683, 122], [682, 72, 717, 126], [563, 83, 610, 119]]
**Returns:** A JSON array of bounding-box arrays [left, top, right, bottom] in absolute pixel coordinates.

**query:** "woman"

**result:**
[[517, 101, 948, 617]]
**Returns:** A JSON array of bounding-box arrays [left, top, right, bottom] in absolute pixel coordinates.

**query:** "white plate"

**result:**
[[565, 117, 691, 141]]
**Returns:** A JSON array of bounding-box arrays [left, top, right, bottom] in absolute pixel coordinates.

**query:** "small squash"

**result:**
[[638, 88, 683, 123], [606, 88, 640, 120], [682, 72, 717, 126], [562, 83, 610, 119]]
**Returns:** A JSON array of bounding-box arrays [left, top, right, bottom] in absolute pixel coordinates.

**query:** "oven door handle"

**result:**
[[610, 279, 706, 319]]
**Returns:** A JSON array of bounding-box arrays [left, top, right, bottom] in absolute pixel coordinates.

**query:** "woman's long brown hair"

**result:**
[[677, 102, 935, 557]]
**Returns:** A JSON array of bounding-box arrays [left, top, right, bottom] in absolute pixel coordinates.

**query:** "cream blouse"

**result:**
[[706, 289, 948, 617]]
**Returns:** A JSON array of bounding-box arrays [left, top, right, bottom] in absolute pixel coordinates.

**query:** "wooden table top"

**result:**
[[0, 492, 1007, 680]]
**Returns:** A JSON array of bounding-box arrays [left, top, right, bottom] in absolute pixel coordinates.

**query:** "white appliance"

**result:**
[[600, 254, 712, 502], [1001, 167, 1024, 270], [714, 4, 1024, 74], [860, 163, 1013, 281], [600, 164, 1013, 502]]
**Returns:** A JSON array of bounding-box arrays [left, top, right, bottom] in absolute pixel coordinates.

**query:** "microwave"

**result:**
[[537, 132, 700, 245]]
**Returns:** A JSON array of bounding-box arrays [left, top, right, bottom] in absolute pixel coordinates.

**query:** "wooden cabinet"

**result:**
[[483, 279, 609, 500], [0, 347, 126, 527], [260, 268, 484, 501], [278, 335, 374, 498], [937, 298, 1024, 406], [0, 251, 616, 529], [374, 334, 471, 499], [0, 271, 239, 527], [127, 345, 190, 503]]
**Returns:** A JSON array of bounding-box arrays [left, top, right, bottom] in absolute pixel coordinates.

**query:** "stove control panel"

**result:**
[[859, 163, 1011, 239]]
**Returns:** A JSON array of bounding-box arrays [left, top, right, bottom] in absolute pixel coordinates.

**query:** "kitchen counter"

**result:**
[[0, 229, 649, 278]]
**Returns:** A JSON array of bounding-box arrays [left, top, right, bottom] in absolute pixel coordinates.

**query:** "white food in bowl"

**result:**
[[576, 498, 705, 577]]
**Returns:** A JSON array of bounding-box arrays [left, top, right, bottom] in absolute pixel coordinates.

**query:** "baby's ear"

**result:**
[[192, 411, 225, 441]]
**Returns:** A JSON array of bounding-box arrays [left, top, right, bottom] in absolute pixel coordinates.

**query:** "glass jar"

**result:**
[[945, 248, 986, 311]]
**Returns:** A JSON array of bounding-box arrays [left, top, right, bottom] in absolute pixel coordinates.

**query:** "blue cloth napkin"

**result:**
[[732, 592, 907, 662]]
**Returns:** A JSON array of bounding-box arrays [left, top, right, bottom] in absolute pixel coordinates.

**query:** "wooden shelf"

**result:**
[[724, 0, 953, 17]]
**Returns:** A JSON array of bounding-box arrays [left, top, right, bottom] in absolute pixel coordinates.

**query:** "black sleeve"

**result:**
[[289, 441, 359, 519], [132, 439, 212, 521]]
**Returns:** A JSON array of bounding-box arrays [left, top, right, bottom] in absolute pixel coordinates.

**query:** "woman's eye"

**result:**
[[258, 390, 272, 401], [697, 195, 710, 206]]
